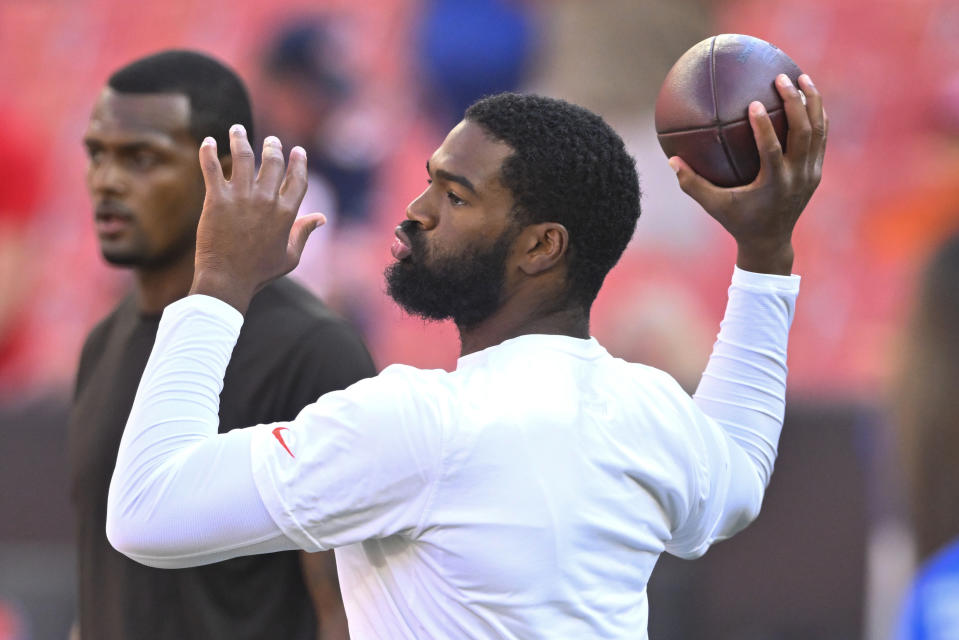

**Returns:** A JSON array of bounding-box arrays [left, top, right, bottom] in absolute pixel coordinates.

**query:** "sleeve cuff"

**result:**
[[732, 265, 801, 293], [163, 294, 245, 332]]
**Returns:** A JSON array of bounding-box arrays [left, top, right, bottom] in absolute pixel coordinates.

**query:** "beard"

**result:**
[[385, 221, 517, 329]]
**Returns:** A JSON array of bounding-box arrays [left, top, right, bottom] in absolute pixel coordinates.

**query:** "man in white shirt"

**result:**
[[106, 75, 826, 639]]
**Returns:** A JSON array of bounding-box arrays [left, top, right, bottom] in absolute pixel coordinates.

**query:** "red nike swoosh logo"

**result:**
[[271, 427, 296, 458]]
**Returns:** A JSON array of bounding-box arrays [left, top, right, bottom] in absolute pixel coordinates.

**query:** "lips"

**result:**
[[95, 202, 134, 236], [392, 225, 412, 260]]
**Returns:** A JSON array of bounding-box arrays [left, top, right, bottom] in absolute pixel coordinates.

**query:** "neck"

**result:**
[[133, 253, 195, 314], [457, 293, 590, 356]]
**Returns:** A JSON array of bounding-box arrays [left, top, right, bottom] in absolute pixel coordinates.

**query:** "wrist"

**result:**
[[735, 241, 794, 276], [189, 269, 254, 315]]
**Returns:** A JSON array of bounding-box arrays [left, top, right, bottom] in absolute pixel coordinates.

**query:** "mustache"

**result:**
[[398, 220, 426, 254], [95, 201, 135, 218]]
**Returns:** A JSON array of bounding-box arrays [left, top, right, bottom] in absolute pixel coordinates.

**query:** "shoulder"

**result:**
[[74, 296, 137, 395], [78, 296, 136, 364], [225, 279, 375, 406], [286, 364, 455, 473], [245, 278, 336, 328], [82, 296, 131, 345], [600, 352, 694, 417], [341, 363, 452, 401], [322, 364, 454, 421], [378, 362, 452, 389], [242, 278, 372, 358], [245, 279, 357, 340]]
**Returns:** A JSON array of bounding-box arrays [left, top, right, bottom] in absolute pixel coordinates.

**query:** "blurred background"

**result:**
[[2, 0, 958, 637]]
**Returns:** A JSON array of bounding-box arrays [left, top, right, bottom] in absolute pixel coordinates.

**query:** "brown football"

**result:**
[[654, 34, 802, 187]]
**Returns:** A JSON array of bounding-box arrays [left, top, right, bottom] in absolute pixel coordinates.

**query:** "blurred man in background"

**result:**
[[413, 0, 537, 130], [257, 19, 379, 228], [895, 231, 959, 639], [68, 50, 374, 640]]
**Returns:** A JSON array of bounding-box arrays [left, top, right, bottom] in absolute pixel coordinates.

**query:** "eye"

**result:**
[[426, 177, 467, 206], [130, 150, 159, 170], [85, 145, 104, 164]]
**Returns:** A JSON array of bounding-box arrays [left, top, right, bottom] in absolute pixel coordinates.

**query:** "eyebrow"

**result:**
[[427, 161, 476, 194], [83, 130, 179, 149], [83, 139, 161, 150]]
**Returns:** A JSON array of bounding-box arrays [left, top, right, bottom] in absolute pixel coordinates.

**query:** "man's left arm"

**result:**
[[301, 551, 350, 640]]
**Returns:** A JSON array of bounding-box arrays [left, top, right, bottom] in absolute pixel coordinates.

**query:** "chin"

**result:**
[[385, 266, 500, 328], [101, 250, 144, 267]]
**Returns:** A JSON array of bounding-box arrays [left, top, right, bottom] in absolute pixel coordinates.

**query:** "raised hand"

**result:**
[[669, 74, 827, 275], [190, 124, 326, 313]]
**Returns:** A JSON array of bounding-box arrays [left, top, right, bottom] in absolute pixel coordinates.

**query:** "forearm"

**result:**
[[301, 551, 351, 640], [106, 295, 293, 568], [693, 266, 799, 538]]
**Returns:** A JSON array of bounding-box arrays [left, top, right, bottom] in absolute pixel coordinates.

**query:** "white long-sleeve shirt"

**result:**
[[107, 266, 799, 639]]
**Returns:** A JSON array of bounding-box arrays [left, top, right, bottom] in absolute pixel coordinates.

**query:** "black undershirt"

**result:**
[[68, 278, 376, 640]]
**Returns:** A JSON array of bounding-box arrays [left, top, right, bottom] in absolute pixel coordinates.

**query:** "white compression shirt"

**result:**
[[107, 267, 799, 639]]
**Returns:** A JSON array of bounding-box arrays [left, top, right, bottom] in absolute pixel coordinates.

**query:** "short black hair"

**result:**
[[465, 93, 641, 310], [108, 50, 253, 154]]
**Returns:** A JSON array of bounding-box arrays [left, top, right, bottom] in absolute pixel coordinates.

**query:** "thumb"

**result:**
[[287, 213, 327, 264]]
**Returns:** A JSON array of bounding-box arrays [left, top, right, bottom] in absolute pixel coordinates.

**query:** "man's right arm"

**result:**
[[664, 73, 826, 556], [667, 267, 799, 558]]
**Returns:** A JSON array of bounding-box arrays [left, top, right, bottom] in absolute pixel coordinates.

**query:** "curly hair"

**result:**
[[465, 92, 641, 310]]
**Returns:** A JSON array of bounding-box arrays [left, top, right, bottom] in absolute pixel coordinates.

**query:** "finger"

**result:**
[[228, 123, 255, 190], [749, 101, 784, 178], [799, 74, 827, 169], [256, 136, 286, 197], [816, 108, 829, 177], [278, 146, 309, 214], [668, 156, 725, 215], [198, 137, 226, 196], [286, 213, 327, 271], [777, 74, 812, 163]]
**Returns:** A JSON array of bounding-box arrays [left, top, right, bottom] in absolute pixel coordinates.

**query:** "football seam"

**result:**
[[655, 106, 785, 135], [710, 36, 745, 185]]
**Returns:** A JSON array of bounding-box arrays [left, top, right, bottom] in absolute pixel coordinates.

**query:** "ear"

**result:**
[[517, 222, 569, 276]]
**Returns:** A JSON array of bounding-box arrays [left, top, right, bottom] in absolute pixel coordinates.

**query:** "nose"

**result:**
[[404, 188, 436, 230], [87, 156, 127, 197]]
